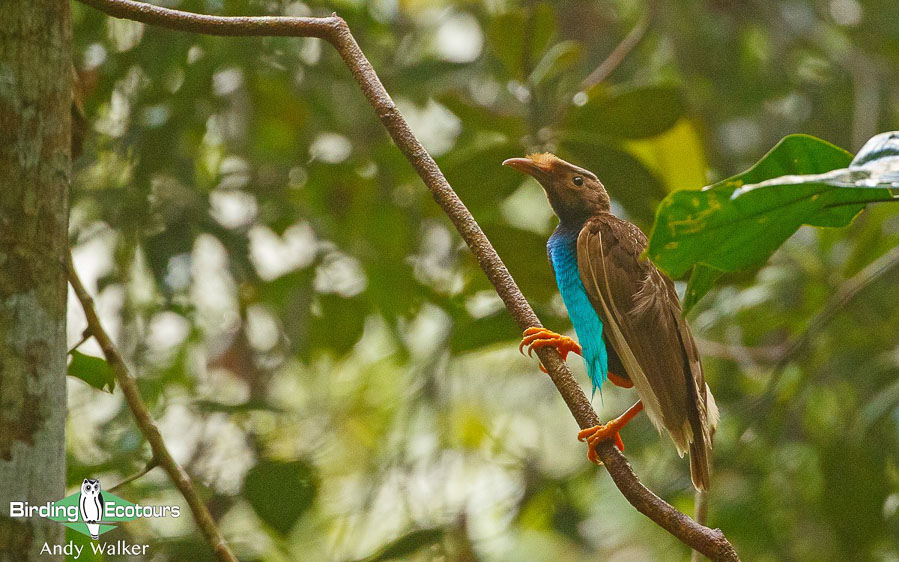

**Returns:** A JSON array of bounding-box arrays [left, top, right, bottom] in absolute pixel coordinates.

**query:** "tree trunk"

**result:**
[[0, 1, 71, 560]]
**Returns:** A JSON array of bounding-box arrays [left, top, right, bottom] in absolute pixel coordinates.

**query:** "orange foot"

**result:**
[[577, 401, 644, 463], [519, 327, 582, 372]]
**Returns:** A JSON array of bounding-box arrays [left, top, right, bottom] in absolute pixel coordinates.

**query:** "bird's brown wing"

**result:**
[[577, 215, 717, 489]]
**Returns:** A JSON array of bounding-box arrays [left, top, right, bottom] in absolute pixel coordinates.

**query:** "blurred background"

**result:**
[[68, 0, 899, 559]]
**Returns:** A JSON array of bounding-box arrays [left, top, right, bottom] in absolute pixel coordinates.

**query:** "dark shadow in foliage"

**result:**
[[244, 459, 318, 536]]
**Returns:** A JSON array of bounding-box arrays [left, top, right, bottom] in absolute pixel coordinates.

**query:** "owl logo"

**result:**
[[78, 478, 104, 539]]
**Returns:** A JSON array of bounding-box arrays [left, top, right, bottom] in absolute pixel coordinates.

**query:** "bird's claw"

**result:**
[[578, 424, 625, 463], [519, 327, 582, 369]]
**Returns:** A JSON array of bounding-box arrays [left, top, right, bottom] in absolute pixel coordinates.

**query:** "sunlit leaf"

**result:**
[[624, 118, 708, 192]]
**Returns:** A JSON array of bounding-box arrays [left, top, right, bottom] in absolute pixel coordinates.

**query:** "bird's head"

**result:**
[[502, 153, 610, 225]]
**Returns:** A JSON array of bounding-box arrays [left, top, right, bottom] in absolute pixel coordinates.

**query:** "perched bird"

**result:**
[[503, 153, 719, 490]]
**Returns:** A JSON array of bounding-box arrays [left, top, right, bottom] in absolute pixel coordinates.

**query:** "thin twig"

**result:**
[[67, 328, 91, 355], [108, 457, 160, 493], [74, 1, 739, 559], [695, 337, 787, 364], [580, 4, 653, 90], [67, 250, 238, 562], [731, 242, 899, 434], [765, 243, 899, 394]]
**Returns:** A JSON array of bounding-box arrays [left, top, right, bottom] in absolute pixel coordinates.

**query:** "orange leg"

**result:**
[[519, 329, 635, 390], [519, 327, 581, 372], [577, 401, 644, 462], [607, 372, 633, 389]]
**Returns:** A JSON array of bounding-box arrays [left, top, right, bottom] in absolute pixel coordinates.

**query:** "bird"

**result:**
[[503, 153, 719, 490]]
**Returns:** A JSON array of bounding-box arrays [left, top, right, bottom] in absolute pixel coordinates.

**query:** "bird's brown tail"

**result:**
[[689, 385, 719, 491], [689, 435, 712, 491]]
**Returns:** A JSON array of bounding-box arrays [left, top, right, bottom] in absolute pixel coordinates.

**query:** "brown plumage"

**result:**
[[504, 153, 719, 490], [578, 215, 718, 489]]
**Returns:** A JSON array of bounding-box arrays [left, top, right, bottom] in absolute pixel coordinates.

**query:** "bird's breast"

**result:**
[[547, 228, 608, 389]]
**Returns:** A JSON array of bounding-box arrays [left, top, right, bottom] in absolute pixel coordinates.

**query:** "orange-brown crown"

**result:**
[[525, 152, 560, 167]]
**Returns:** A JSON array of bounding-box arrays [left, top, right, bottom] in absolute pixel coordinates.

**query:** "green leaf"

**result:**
[[565, 85, 685, 139], [68, 351, 115, 393], [305, 294, 367, 359], [648, 132, 899, 307], [683, 265, 724, 313], [436, 94, 526, 136], [623, 118, 708, 193], [244, 459, 318, 536], [193, 399, 282, 414]]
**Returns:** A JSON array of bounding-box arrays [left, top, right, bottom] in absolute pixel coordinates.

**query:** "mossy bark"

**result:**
[[0, 1, 71, 560]]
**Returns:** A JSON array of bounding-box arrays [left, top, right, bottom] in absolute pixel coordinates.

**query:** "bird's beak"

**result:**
[[502, 157, 551, 180]]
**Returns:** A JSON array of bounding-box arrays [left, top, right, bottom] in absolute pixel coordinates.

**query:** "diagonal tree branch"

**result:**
[[67, 250, 238, 562], [74, 1, 739, 559]]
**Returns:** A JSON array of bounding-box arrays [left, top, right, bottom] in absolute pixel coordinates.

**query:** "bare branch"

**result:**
[[73, 1, 739, 559], [67, 250, 238, 562], [77, 0, 337, 37]]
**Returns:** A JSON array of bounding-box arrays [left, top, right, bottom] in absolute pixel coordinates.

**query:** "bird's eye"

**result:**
[[572, 176, 584, 186]]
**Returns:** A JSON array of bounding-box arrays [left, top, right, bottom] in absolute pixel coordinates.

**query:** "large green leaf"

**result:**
[[648, 132, 899, 310], [68, 351, 115, 393]]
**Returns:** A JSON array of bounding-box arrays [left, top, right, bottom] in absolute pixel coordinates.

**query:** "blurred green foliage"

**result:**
[[68, 0, 899, 560]]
